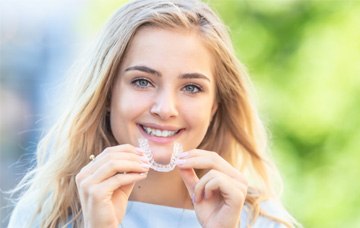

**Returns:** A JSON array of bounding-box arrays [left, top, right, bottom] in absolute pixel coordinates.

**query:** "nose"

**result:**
[[150, 89, 178, 120]]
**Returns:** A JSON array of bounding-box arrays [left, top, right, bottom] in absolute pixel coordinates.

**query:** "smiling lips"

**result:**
[[141, 125, 181, 137]]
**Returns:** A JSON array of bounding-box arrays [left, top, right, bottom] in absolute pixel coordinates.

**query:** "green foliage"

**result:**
[[209, 0, 360, 227]]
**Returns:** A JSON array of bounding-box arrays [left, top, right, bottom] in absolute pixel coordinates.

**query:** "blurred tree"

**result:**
[[208, 0, 360, 227]]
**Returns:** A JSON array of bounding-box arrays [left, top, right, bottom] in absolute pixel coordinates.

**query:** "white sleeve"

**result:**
[[7, 198, 40, 228]]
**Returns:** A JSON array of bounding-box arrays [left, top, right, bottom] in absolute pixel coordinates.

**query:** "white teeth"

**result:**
[[155, 129, 162, 136], [143, 126, 177, 137]]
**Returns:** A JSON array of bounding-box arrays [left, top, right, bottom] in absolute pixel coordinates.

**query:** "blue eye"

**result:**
[[132, 78, 152, 88], [183, 84, 202, 93]]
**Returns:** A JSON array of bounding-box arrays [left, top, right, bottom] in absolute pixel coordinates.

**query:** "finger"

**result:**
[[193, 170, 220, 203], [102, 172, 147, 194], [87, 172, 147, 202], [80, 146, 147, 177], [88, 160, 150, 184], [99, 144, 145, 158], [78, 155, 147, 182], [199, 171, 247, 208], [177, 168, 199, 200], [176, 150, 228, 170], [203, 177, 222, 200], [95, 144, 144, 162], [176, 149, 243, 181]]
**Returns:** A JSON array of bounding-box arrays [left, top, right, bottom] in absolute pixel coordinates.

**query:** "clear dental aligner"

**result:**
[[138, 138, 183, 172]]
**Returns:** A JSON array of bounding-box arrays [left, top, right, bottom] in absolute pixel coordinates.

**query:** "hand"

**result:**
[[177, 150, 248, 228], [75, 144, 150, 228]]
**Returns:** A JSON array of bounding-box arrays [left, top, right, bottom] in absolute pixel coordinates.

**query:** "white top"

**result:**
[[122, 201, 287, 228], [8, 200, 288, 227]]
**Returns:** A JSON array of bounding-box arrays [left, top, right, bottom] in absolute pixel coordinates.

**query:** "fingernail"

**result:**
[[135, 147, 145, 155], [192, 193, 196, 204], [141, 163, 151, 168], [175, 159, 186, 166], [177, 152, 189, 158], [140, 156, 149, 163]]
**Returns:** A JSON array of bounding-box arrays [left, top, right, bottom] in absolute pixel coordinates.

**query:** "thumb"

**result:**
[[113, 182, 135, 205], [178, 168, 199, 198]]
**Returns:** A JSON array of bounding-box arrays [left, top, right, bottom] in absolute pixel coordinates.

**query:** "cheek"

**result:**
[[109, 90, 151, 144], [181, 99, 214, 131], [111, 90, 149, 120]]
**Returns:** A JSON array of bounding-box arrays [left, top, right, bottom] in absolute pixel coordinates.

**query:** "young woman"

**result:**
[[9, 0, 297, 227]]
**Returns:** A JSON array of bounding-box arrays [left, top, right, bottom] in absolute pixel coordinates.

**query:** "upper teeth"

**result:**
[[143, 126, 178, 137]]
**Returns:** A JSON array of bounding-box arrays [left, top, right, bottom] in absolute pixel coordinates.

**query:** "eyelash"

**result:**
[[182, 84, 203, 94], [131, 78, 153, 88], [131, 78, 203, 94]]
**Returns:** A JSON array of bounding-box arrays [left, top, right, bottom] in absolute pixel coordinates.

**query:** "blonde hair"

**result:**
[[12, 0, 296, 227]]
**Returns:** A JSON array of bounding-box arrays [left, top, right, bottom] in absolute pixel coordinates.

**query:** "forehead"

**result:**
[[120, 26, 215, 76]]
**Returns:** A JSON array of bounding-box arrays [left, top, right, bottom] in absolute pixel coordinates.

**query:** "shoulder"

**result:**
[[241, 200, 293, 228], [7, 197, 40, 228]]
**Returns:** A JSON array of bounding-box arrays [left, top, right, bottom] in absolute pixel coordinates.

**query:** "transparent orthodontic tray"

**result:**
[[138, 138, 182, 172]]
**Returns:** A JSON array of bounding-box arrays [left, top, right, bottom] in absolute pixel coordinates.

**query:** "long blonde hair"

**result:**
[[12, 0, 295, 227]]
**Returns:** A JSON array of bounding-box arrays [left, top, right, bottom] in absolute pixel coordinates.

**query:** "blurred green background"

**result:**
[[82, 1, 360, 227], [214, 1, 360, 227], [1, 0, 359, 227]]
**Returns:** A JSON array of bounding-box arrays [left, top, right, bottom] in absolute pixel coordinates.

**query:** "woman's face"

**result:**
[[110, 26, 217, 163]]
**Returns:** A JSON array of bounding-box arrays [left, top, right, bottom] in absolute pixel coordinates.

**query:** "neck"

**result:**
[[129, 168, 193, 209]]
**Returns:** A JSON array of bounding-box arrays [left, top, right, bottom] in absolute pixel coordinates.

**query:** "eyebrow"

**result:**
[[125, 65, 160, 77], [124, 65, 211, 82]]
